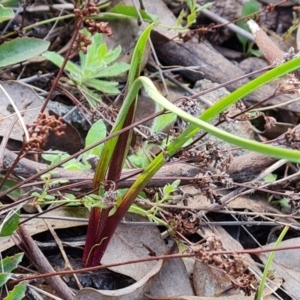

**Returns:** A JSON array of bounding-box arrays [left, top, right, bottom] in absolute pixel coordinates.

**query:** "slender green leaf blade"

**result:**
[[93, 23, 154, 187], [139, 76, 300, 162], [4, 282, 27, 300], [0, 38, 49, 67], [127, 23, 154, 88], [109, 4, 158, 23], [200, 56, 300, 122]]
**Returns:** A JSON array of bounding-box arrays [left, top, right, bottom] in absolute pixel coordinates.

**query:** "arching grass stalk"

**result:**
[[84, 23, 300, 267], [255, 225, 289, 300]]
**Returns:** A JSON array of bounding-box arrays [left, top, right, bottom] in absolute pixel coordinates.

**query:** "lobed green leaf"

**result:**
[[92, 62, 129, 78], [4, 282, 27, 300], [1, 253, 23, 273], [84, 78, 120, 94]]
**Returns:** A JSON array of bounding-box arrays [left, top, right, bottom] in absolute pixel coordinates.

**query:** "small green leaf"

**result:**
[[242, 0, 259, 16], [177, 9, 185, 27], [128, 149, 151, 168], [186, 0, 194, 11], [100, 45, 122, 65], [0, 177, 20, 200], [187, 12, 196, 25], [0, 38, 49, 67], [271, 198, 290, 208], [42, 151, 68, 164], [151, 103, 177, 133], [172, 180, 181, 189], [249, 48, 262, 57], [0, 210, 20, 236], [236, 0, 259, 52], [94, 63, 129, 78], [85, 35, 105, 68], [4, 282, 27, 300], [236, 20, 249, 52], [1, 253, 23, 273], [0, 253, 23, 287], [109, 4, 158, 23], [264, 173, 277, 183], [84, 78, 120, 94], [85, 119, 106, 157], [0, 5, 14, 23], [163, 184, 174, 196]]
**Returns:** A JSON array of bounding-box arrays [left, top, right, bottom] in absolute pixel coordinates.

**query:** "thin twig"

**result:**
[[16, 225, 74, 300]]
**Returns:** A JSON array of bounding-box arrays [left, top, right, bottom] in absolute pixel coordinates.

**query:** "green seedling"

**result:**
[[271, 197, 290, 209], [129, 180, 180, 227], [177, 1, 212, 31], [236, 0, 260, 55], [43, 30, 129, 106]]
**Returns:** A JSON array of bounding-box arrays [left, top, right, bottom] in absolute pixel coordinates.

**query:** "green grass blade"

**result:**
[[201, 57, 300, 122], [93, 24, 154, 187], [140, 76, 300, 162], [255, 225, 289, 300]]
